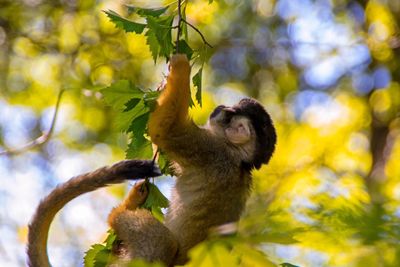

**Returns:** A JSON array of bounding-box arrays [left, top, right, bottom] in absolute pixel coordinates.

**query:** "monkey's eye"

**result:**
[[222, 112, 235, 125], [210, 105, 226, 119]]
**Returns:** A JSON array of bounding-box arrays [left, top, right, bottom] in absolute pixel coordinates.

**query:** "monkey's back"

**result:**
[[165, 161, 251, 264]]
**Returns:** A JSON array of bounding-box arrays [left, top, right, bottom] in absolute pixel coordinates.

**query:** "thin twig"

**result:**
[[181, 18, 213, 48], [176, 0, 183, 52], [0, 89, 65, 156]]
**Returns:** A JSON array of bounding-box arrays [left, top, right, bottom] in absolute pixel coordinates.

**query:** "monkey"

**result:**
[[26, 159, 162, 267], [107, 54, 277, 266], [27, 54, 277, 267]]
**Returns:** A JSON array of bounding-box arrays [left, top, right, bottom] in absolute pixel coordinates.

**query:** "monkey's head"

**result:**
[[208, 98, 277, 171]]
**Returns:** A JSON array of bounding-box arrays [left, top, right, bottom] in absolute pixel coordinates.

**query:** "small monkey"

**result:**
[[108, 54, 277, 265], [27, 160, 162, 267], [28, 54, 277, 267]]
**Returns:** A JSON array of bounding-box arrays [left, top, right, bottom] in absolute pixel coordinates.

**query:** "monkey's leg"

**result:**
[[108, 182, 178, 266]]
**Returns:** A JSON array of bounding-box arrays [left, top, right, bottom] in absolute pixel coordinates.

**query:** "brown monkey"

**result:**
[[27, 160, 162, 267], [28, 54, 277, 267], [108, 54, 277, 265]]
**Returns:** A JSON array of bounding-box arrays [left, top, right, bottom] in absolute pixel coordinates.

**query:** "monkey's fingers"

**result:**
[[112, 160, 162, 179]]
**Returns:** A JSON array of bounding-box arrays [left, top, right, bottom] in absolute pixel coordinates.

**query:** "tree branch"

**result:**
[[181, 18, 213, 48], [0, 89, 65, 156]]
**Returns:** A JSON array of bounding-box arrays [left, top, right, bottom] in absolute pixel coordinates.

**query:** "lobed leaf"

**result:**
[[104, 10, 146, 33]]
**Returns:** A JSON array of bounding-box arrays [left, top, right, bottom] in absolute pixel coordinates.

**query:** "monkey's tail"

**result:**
[[27, 160, 161, 267]]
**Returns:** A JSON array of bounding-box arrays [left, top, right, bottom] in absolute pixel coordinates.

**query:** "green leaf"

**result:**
[[142, 182, 169, 208], [101, 80, 144, 110], [126, 138, 153, 159], [93, 249, 112, 267], [104, 229, 117, 248], [124, 98, 141, 112], [146, 15, 174, 60], [143, 91, 161, 111], [84, 244, 104, 267], [141, 182, 169, 222], [192, 68, 203, 107], [175, 39, 194, 60], [127, 6, 168, 17], [125, 112, 153, 159], [115, 100, 148, 131], [158, 152, 173, 175], [104, 10, 146, 33], [145, 28, 160, 63], [127, 112, 150, 134], [151, 206, 165, 222]]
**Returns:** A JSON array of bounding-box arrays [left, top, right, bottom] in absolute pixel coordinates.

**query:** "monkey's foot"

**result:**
[[123, 180, 149, 210]]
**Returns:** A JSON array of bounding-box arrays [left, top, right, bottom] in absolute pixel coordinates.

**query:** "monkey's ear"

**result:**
[[225, 118, 252, 144]]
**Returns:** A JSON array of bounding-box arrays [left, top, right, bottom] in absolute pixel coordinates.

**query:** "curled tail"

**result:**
[[27, 160, 161, 267]]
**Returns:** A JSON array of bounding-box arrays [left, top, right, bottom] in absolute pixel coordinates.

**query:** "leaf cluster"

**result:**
[[101, 80, 158, 160], [104, 4, 208, 107]]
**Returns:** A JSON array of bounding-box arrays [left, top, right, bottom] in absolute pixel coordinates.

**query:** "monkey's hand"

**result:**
[[122, 180, 149, 210], [111, 160, 162, 180]]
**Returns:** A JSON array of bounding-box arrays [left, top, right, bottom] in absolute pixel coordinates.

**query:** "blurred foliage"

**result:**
[[1, 0, 400, 267]]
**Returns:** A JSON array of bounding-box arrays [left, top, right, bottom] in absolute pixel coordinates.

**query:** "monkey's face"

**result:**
[[207, 99, 277, 170], [208, 105, 255, 146]]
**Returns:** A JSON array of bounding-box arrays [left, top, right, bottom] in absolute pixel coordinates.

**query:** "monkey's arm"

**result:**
[[148, 54, 192, 149], [27, 160, 161, 267], [148, 55, 225, 166]]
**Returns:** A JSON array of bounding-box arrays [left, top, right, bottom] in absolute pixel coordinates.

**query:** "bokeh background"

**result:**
[[1, 0, 400, 266]]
